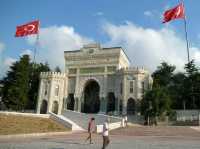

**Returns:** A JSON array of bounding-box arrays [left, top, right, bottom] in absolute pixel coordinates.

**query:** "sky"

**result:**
[[0, 0, 200, 78]]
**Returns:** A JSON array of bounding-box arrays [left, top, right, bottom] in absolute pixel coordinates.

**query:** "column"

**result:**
[[100, 97, 107, 114], [74, 68, 80, 112], [36, 80, 43, 113], [114, 97, 119, 115], [77, 97, 81, 112], [47, 79, 55, 113], [122, 100, 127, 115], [122, 74, 127, 115], [103, 66, 108, 113]]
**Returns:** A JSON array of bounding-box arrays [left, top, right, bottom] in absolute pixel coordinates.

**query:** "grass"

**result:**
[[0, 114, 70, 135]]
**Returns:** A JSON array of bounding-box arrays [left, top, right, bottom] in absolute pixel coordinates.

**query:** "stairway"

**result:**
[[62, 110, 122, 130]]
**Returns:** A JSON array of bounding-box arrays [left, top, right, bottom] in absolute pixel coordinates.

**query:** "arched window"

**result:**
[[55, 85, 59, 96], [44, 83, 48, 96]]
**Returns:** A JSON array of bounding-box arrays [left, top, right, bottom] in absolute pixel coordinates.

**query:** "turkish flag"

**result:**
[[163, 3, 185, 23], [15, 20, 39, 37]]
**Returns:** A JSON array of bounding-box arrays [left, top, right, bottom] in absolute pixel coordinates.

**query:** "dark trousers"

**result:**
[[102, 136, 110, 149]]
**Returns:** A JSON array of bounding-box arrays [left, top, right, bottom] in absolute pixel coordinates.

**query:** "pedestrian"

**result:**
[[125, 115, 128, 127], [122, 116, 125, 127], [85, 117, 95, 144], [102, 118, 110, 149]]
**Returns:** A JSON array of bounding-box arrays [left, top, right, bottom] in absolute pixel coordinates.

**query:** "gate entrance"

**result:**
[[82, 80, 100, 113]]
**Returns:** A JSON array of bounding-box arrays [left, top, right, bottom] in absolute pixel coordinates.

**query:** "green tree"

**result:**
[[2, 55, 30, 110], [141, 87, 171, 124], [169, 72, 186, 109], [141, 62, 174, 123], [1, 55, 51, 111], [152, 62, 176, 88], [184, 60, 200, 109], [54, 66, 61, 72], [28, 62, 50, 109]]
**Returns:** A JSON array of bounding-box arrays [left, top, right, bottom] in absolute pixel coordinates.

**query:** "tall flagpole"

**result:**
[[182, 1, 190, 63], [32, 20, 40, 113], [33, 20, 40, 67]]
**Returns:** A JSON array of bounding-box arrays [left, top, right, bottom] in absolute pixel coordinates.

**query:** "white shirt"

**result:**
[[102, 122, 109, 136], [125, 116, 128, 121]]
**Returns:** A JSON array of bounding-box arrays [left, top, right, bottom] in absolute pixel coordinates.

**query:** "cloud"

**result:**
[[0, 57, 16, 79], [0, 42, 5, 53], [144, 11, 153, 17], [94, 12, 104, 16], [102, 21, 200, 72], [3, 57, 16, 67], [27, 25, 93, 71], [20, 49, 33, 56]]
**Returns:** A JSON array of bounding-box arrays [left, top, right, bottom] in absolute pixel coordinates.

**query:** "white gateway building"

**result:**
[[36, 43, 152, 116]]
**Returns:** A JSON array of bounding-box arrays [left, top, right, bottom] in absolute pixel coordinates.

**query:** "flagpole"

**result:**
[[182, 1, 190, 63], [33, 20, 40, 67], [33, 20, 40, 113]]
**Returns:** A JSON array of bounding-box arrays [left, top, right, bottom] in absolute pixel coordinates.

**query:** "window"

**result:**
[[68, 68, 77, 74], [141, 82, 145, 94], [55, 85, 59, 96], [130, 81, 133, 93], [88, 49, 94, 54], [107, 66, 117, 72]]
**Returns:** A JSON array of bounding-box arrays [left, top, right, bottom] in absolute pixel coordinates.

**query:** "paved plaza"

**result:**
[[1, 126, 200, 149]]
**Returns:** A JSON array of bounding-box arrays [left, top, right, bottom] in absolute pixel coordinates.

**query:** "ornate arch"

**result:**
[[76, 76, 102, 97]]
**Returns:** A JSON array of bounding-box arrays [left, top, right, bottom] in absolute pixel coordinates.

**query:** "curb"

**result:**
[[0, 131, 74, 140]]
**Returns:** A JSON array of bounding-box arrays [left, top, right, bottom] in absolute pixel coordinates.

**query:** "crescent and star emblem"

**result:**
[[24, 24, 35, 32]]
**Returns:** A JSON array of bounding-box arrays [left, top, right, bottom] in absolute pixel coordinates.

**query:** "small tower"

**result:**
[[36, 72, 67, 114]]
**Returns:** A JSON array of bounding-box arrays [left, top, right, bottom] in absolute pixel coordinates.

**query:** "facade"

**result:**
[[36, 43, 152, 115]]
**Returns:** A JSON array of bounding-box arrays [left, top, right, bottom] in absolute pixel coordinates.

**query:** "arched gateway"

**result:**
[[81, 79, 100, 113]]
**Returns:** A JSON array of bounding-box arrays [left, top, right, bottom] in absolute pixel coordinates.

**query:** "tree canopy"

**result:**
[[1, 55, 51, 111], [141, 60, 200, 121]]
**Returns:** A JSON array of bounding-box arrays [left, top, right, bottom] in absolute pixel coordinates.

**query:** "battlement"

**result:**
[[40, 72, 66, 79]]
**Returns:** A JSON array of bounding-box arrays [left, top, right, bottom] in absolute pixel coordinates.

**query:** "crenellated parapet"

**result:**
[[40, 72, 67, 79]]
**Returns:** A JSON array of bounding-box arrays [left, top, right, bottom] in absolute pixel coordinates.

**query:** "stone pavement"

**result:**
[[1, 126, 200, 149]]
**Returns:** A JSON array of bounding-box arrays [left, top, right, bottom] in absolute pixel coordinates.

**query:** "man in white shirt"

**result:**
[[102, 118, 110, 149], [125, 115, 128, 127]]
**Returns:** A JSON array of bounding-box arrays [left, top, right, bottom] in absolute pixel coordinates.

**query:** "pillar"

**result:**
[[100, 97, 107, 114], [36, 80, 43, 113], [122, 100, 127, 115]]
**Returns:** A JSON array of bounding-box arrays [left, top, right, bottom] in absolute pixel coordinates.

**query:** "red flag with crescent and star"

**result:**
[[15, 20, 39, 37], [163, 3, 185, 23]]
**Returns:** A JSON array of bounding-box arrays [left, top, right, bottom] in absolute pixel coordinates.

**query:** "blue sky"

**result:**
[[0, 0, 200, 78]]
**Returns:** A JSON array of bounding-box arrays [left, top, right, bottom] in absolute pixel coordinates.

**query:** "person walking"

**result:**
[[102, 118, 110, 149], [85, 117, 95, 144], [125, 115, 128, 127]]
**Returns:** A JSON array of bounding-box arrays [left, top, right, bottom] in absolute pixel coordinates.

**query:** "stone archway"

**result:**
[[52, 101, 59, 114], [82, 79, 100, 113], [127, 98, 136, 115], [40, 100, 48, 114]]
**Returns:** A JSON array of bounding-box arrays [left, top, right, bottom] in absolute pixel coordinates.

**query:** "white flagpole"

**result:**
[[33, 20, 40, 66], [182, 0, 190, 63]]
